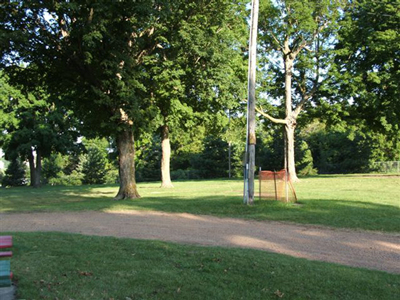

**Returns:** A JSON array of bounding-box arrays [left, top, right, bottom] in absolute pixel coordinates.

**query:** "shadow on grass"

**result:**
[[1, 182, 399, 232]]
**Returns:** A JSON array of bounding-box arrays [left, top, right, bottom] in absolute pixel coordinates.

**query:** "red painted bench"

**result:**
[[0, 236, 12, 249], [0, 251, 12, 258]]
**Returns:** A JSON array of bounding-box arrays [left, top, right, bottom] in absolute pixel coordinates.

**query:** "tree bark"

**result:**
[[28, 148, 42, 188], [160, 125, 174, 188], [115, 128, 140, 200], [283, 55, 299, 182], [284, 56, 293, 118], [285, 123, 299, 182]]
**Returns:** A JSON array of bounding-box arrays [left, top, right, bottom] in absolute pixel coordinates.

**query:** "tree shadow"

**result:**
[[1, 183, 399, 232]]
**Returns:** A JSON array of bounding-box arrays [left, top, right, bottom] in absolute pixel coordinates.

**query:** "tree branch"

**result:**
[[243, 99, 287, 124], [293, 93, 310, 118], [270, 32, 284, 52], [256, 105, 287, 124], [292, 20, 329, 58], [292, 39, 308, 57]]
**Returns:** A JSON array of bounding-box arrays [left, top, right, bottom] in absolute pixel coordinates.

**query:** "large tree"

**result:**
[[0, 1, 156, 198], [146, 0, 247, 188], [0, 72, 78, 187], [256, 0, 341, 181], [334, 0, 400, 145]]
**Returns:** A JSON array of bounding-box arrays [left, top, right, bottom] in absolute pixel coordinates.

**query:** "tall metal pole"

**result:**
[[244, 0, 259, 205]]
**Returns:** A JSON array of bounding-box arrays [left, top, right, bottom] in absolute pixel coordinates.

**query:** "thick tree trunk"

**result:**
[[160, 125, 174, 188], [115, 128, 140, 200], [28, 149, 42, 188]]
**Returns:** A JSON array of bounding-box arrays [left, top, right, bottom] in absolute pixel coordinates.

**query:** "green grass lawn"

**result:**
[[2, 232, 399, 300], [0, 175, 399, 232]]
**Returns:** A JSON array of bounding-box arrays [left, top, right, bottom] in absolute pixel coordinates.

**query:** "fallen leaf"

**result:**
[[274, 290, 284, 298]]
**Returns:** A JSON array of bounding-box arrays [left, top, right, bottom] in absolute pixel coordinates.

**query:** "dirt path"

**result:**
[[1, 210, 399, 274]]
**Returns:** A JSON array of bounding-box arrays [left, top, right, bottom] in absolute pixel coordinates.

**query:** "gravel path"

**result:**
[[1, 210, 399, 274]]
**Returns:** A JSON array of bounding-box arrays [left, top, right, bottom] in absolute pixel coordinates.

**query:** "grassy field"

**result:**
[[0, 175, 399, 232], [1, 232, 398, 300]]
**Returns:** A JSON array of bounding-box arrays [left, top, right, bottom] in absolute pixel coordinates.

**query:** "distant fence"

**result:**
[[371, 161, 400, 173]]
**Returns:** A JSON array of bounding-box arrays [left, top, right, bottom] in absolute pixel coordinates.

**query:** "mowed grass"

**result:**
[[2, 232, 399, 300], [0, 175, 399, 232]]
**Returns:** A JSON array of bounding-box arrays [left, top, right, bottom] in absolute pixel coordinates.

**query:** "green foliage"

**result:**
[[334, 0, 400, 135], [297, 118, 400, 174], [148, 0, 247, 127], [296, 140, 318, 176], [256, 127, 317, 175], [0, 1, 248, 192], [43, 139, 119, 186], [48, 170, 83, 187], [42, 153, 69, 184], [82, 139, 110, 185], [135, 135, 161, 182], [306, 127, 371, 174], [103, 168, 119, 184], [256, 128, 285, 171], [43, 152, 84, 186], [258, 0, 342, 104], [1, 158, 26, 187], [190, 135, 241, 179], [0, 71, 79, 188]]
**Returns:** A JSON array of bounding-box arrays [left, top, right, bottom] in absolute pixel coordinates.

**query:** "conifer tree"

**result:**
[[1, 158, 26, 187]]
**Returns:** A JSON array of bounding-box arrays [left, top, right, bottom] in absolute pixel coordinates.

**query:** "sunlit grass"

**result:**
[[0, 175, 399, 232]]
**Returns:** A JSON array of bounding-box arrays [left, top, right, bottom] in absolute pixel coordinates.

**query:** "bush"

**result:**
[[48, 170, 83, 186], [42, 153, 68, 184], [104, 168, 119, 184], [307, 129, 371, 174], [171, 169, 188, 180]]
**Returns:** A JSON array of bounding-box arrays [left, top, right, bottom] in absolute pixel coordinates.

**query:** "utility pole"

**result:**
[[244, 0, 259, 205], [228, 109, 232, 179]]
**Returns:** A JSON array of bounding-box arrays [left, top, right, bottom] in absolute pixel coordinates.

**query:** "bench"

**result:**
[[0, 252, 12, 258], [0, 236, 13, 288], [0, 236, 12, 249], [0, 261, 12, 287]]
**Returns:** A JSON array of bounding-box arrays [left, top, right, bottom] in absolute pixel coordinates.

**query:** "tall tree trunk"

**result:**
[[160, 125, 174, 188], [28, 148, 41, 188], [284, 55, 299, 182], [115, 128, 140, 200]]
